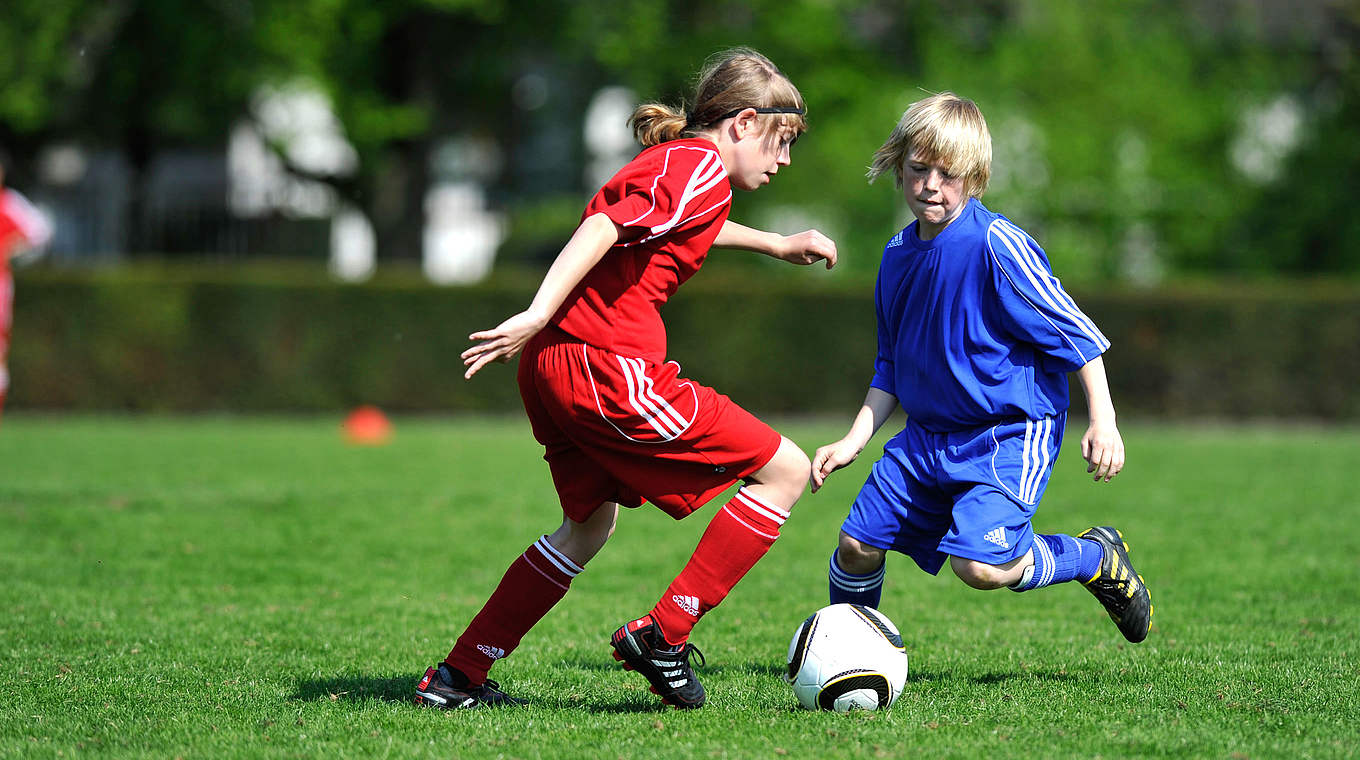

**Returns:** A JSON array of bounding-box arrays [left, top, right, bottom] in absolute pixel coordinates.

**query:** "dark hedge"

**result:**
[[9, 270, 1358, 420]]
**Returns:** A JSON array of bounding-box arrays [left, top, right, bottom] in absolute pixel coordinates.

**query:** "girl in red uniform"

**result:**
[[0, 155, 53, 420], [415, 48, 837, 710]]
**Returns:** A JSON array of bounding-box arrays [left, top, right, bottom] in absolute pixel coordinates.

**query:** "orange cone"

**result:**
[[343, 405, 392, 445]]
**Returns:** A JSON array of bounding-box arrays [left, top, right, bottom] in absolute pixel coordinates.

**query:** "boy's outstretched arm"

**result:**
[[461, 212, 619, 379], [811, 387, 898, 493], [1075, 355, 1125, 482], [714, 220, 837, 269]]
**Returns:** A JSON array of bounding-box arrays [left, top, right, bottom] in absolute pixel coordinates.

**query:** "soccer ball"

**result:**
[[785, 603, 909, 712]]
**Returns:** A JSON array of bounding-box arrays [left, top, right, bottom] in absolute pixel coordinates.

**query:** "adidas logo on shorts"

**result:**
[[671, 594, 701, 617], [983, 527, 1009, 549]]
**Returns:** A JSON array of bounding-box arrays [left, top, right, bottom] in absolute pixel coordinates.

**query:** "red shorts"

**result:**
[[518, 326, 782, 522]]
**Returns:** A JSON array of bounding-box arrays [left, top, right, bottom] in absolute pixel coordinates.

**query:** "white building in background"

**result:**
[[422, 183, 503, 285], [330, 203, 376, 282], [229, 81, 375, 281], [29, 81, 656, 284], [422, 85, 639, 285], [423, 135, 505, 285], [584, 86, 638, 190]]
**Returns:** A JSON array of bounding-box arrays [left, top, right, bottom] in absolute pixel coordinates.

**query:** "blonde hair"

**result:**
[[868, 92, 991, 198], [630, 47, 807, 147]]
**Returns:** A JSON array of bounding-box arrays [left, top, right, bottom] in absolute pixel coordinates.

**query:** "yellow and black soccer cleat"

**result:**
[[1078, 526, 1154, 643]]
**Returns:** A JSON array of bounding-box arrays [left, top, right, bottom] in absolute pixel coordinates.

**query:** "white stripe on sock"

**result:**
[[534, 536, 583, 577]]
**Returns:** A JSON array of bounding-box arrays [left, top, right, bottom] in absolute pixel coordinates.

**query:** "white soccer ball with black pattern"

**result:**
[[784, 603, 909, 712]]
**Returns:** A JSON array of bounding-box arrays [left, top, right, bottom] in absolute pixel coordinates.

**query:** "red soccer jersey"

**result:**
[[0, 188, 52, 268], [552, 138, 732, 363]]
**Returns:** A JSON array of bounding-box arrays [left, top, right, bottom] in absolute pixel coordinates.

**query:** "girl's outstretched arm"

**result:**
[[461, 213, 619, 379], [714, 220, 837, 269]]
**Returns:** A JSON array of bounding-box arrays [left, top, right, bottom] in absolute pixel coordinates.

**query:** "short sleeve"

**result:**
[[869, 265, 897, 396], [591, 144, 731, 246], [986, 218, 1109, 372]]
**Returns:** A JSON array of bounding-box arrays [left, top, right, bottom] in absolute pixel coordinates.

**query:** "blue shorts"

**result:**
[[840, 413, 1066, 575]]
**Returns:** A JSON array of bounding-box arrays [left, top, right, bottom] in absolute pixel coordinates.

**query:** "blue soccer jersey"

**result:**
[[870, 197, 1109, 431]]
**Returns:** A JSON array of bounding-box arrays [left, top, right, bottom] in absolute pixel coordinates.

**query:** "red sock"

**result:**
[[444, 535, 582, 684], [649, 487, 790, 645]]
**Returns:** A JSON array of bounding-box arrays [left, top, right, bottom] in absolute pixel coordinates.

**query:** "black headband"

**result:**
[[714, 106, 805, 121]]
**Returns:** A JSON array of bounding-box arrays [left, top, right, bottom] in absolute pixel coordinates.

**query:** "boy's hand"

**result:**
[[1080, 422, 1125, 482], [811, 439, 860, 493], [778, 230, 838, 269], [461, 310, 547, 379]]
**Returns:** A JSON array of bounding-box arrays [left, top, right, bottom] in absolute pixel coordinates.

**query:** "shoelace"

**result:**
[[657, 642, 706, 670], [1090, 566, 1138, 602], [680, 643, 706, 670]]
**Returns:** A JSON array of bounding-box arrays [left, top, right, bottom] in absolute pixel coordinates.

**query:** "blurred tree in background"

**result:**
[[0, 0, 1355, 281]]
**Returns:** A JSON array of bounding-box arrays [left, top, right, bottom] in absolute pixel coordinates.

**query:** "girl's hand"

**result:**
[[460, 310, 547, 379], [811, 438, 860, 493], [778, 230, 838, 269], [1081, 421, 1125, 482]]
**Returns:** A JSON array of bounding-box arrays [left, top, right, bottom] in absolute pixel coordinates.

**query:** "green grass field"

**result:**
[[2, 415, 1357, 759]]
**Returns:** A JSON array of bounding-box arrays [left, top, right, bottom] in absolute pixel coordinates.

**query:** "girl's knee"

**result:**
[[773, 437, 812, 481], [770, 437, 812, 495], [744, 437, 812, 508], [552, 503, 618, 565]]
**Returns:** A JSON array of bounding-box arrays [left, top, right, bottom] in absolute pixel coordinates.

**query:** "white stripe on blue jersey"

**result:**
[[869, 198, 1109, 430], [987, 220, 1109, 360]]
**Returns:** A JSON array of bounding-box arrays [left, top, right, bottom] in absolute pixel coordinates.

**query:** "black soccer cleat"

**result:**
[[1078, 526, 1154, 643], [610, 614, 707, 709], [413, 663, 527, 709]]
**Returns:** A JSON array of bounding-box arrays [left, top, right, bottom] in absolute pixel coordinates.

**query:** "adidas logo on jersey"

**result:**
[[671, 594, 701, 617], [477, 644, 507, 660], [983, 527, 1009, 549]]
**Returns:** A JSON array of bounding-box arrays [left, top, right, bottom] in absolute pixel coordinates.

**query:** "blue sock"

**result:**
[[1010, 533, 1104, 592], [828, 549, 885, 608]]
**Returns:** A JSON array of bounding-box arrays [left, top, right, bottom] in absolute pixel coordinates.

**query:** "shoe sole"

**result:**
[[413, 691, 478, 709]]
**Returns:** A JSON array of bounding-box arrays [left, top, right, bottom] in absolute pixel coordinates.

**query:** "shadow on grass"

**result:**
[[291, 662, 1074, 713], [291, 671, 694, 714], [293, 674, 416, 705], [293, 656, 792, 713], [919, 667, 1086, 686], [550, 656, 789, 713], [558, 654, 787, 679], [967, 669, 1085, 684]]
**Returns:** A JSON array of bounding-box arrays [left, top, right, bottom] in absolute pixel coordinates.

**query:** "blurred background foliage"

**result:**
[[3, 0, 1359, 417], [2, 0, 1357, 282]]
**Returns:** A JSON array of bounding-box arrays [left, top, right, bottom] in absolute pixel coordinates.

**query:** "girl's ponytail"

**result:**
[[629, 103, 690, 147]]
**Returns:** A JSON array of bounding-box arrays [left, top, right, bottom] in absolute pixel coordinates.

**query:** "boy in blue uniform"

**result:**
[[812, 92, 1152, 643]]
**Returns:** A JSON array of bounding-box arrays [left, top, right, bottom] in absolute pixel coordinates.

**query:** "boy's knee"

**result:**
[[949, 556, 1011, 590], [836, 532, 885, 575]]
